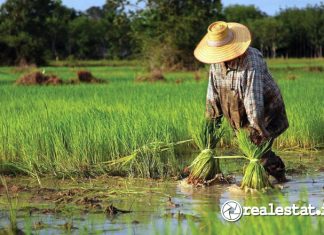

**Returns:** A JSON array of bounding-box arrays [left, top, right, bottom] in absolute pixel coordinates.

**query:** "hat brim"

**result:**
[[194, 22, 251, 64]]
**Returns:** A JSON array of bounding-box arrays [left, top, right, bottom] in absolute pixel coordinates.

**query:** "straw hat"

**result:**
[[194, 21, 251, 64]]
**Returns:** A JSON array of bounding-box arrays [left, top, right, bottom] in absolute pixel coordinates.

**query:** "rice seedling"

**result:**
[[236, 130, 273, 192], [186, 120, 223, 185]]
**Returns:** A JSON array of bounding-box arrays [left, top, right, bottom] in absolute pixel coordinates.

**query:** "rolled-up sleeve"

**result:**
[[206, 65, 222, 121], [243, 69, 264, 132]]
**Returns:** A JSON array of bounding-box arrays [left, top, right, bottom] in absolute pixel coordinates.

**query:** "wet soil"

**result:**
[[0, 152, 323, 234]]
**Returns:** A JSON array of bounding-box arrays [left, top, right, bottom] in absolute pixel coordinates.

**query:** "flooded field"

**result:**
[[1, 152, 323, 234]]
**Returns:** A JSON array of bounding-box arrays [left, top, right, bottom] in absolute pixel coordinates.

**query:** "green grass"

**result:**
[[0, 60, 323, 177], [266, 57, 324, 69]]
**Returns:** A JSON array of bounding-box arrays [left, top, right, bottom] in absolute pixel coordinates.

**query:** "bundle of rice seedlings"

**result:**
[[236, 130, 273, 192], [186, 121, 223, 185]]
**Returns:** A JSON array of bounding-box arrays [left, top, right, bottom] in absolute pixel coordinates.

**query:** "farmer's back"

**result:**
[[207, 47, 289, 144]]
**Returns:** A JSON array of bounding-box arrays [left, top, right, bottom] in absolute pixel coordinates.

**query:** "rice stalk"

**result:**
[[2, 162, 42, 187], [105, 139, 192, 167], [236, 130, 273, 191], [0, 176, 18, 232]]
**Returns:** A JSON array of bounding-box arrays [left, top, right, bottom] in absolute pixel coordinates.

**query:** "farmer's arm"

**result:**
[[206, 65, 223, 126], [244, 65, 270, 138], [205, 65, 223, 149]]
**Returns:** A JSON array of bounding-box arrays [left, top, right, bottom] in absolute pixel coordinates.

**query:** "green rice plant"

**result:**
[[105, 140, 192, 178], [0, 64, 323, 178], [2, 162, 42, 186], [187, 120, 223, 185], [236, 130, 273, 191], [0, 176, 18, 233]]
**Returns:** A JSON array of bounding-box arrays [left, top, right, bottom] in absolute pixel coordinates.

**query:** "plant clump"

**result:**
[[135, 69, 166, 82], [285, 73, 297, 81], [186, 121, 223, 186], [16, 71, 63, 85], [306, 66, 323, 72], [194, 71, 202, 82], [237, 130, 273, 192], [77, 70, 105, 83]]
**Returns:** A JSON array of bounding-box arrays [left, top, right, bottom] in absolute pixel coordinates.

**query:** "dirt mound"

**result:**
[[16, 71, 105, 86], [16, 72, 63, 85], [44, 76, 63, 85], [175, 79, 183, 84], [194, 71, 202, 82], [77, 70, 104, 83], [306, 66, 323, 72], [135, 69, 166, 82], [285, 73, 297, 81], [67, 78, 80, 84]]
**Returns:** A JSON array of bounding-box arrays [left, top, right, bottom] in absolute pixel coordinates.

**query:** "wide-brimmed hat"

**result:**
[[194, 21, 251, 64]]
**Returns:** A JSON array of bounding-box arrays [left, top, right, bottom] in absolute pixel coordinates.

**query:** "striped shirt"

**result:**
[[206, 47, 289, 138]]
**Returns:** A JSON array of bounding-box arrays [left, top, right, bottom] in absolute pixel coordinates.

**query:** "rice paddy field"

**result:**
[[0, 58, 324, 234], [0, 59, 323, 177]]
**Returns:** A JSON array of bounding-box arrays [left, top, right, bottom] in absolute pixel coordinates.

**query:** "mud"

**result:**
[[0, 152, 323, 234]]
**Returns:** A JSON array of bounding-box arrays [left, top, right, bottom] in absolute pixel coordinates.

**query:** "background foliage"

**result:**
[[0, 0, 324, 67]]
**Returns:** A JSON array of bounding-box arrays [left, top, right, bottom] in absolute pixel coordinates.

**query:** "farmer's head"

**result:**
[[194, 21, 251, 64]]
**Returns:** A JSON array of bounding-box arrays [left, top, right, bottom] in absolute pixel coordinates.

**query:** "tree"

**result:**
[[86, 6, 104, 20], [0, 0, 323, 64], [101, 0, 135, 59], [0, 0, 60, 65], [303, 4, 324, 57], [250, 17, 287, 58], [223, 4, 268, 54], [132, 0, 223, 69], [45, 3, 77, 60], [223, 4, 266, 24], [68, 16, 105, 59], [277, 8, 310, 57]]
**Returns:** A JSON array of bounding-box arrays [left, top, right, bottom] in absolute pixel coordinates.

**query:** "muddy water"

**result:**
[[0, 153, 324, 234]]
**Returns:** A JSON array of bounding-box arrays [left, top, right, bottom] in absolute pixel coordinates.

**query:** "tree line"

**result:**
[[0, 0, 323, 68]]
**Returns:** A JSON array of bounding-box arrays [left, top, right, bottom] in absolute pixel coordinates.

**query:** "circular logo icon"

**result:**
[[221, 200, 243, 222]]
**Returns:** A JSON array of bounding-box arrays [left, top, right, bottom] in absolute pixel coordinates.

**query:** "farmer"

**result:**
[[194, 21, 289, 182]]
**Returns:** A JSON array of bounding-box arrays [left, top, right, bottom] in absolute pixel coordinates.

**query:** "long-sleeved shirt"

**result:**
[[206, 47, 289, 138]]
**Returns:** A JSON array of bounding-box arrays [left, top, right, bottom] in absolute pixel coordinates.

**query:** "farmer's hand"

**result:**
[[257, 128, 271, 146], [260, 128, 270, 139], [250, 126, 270, 145]]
